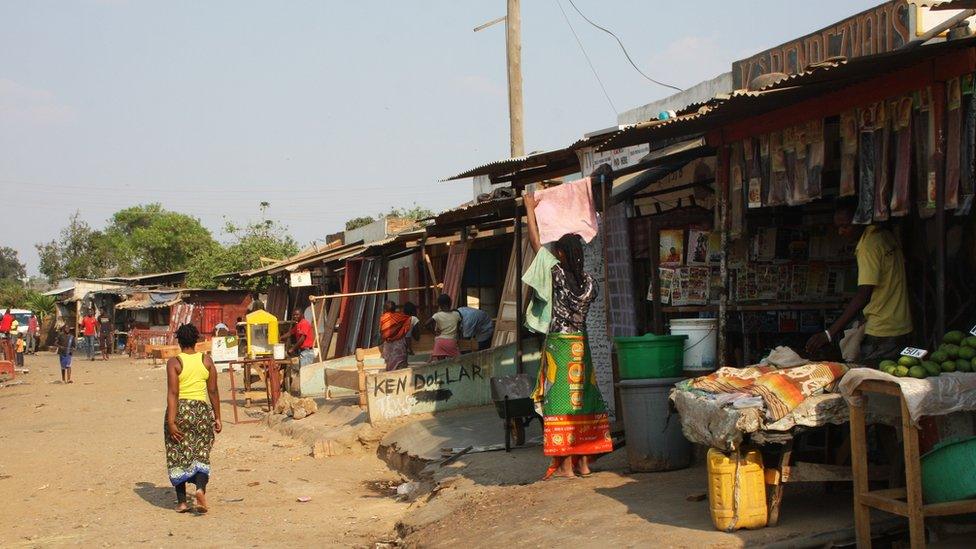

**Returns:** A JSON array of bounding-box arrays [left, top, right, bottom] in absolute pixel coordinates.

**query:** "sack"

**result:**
[[840, 321, 867, 362]]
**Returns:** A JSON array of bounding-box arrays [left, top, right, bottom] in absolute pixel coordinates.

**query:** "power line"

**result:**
[[564, 0, 683, 92], [553, 0, 617, 115]]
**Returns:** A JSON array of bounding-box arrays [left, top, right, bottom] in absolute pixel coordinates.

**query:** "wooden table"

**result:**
[[849, 379, 976, 548]]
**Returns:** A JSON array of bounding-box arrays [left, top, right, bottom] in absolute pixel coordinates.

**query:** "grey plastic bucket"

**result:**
[[617, 378, 692, 473]]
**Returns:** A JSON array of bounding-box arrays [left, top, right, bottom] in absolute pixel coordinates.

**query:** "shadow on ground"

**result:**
[[133, 482, 174, 510]]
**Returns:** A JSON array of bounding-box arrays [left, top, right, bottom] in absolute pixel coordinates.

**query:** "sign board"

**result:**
[[732, 1, 914, 88], [211, 336, 240, 363], [578, 143, 651, 177], [900, 347, 928, 359], [289, 270, 312, 288]]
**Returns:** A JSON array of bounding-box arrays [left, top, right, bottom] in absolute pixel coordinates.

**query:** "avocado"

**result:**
[[930, 350, 949, 364], [894, 366, 911, 377], [965, 336, 976, 348], [923, 361, 942, 377], [879, 359, 898, 370], [942, 344, 961, 359], [961, 359, 974, 373], [957, 359, 971, 372], [944, 331, 965, 345], [959, 346, 976, 360], [942, 360, 958, 373], [898, 356, 921, 367], [909, 366, 927, 379]]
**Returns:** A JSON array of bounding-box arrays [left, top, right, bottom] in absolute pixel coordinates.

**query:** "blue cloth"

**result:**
[[59, 355, 72, 369], [457, 307, 494, 343], [521, 247, 560, 334]]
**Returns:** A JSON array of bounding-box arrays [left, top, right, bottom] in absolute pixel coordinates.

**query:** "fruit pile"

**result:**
[[879, 331, 976, 378]]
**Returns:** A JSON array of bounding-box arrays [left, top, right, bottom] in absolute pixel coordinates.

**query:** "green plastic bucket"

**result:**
[[921, 436, 976, 504], [614, 334, 688, 379]]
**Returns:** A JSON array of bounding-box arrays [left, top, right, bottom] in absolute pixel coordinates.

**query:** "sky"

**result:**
[[0, 0, 879, 276]]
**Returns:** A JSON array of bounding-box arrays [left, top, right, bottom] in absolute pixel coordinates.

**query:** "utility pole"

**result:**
[[506, 0, 524, 157]]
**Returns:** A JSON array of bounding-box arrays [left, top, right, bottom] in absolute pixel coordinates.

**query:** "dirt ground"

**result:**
[[0, 352, 407, 547]]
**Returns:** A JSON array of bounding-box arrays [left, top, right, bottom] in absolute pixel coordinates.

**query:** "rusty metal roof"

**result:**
[[598, 36, 976, 151]]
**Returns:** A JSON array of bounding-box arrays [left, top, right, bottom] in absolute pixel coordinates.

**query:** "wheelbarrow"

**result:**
[[490, 374, 541, 452]]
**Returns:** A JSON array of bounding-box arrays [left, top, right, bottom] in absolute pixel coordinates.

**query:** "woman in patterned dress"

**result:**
[[523, 192, 613, 480], [165, 323, 222, 513]]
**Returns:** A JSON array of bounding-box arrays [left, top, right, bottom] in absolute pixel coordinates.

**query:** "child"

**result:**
[[424, 294, 461, 361], [57, 326, 75, 384], [15, 333, 25, 368]]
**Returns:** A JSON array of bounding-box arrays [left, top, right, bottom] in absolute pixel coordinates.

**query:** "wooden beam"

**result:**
[[309, 284, 442, 302]]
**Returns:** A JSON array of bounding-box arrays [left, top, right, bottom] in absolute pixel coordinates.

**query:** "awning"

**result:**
[[598, 36, 976, 151], [115, 292, 182, 310]]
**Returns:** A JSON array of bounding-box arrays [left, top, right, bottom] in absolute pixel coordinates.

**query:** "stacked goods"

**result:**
[[878, 331, 976, 378]]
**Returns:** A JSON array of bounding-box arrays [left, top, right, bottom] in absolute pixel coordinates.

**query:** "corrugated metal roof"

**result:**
[[598, 36, 976, 151], [442, 132, 615, 182]]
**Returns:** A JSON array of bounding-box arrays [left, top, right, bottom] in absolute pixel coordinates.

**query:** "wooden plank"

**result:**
[[310, 298, 325, 361], [860, 492, 909, 517], [768, 441, 793, 527], [441, 239, 469, 306], [924, 498, 976, 517], [320, 299, 341, 360], [325, 368, 361, 391], [492, 235, 535, 348], [900, 393, 926, 549], [857, 379, 903, 397], [849, 390, 874, 549]]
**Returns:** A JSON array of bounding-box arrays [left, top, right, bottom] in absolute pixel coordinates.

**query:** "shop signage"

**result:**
[[970, 324, 976, 337], [578, 143, 650, 176], [289, 270, 312, 287], [900, 347, 928, 359], [732, 0, 913, 88]]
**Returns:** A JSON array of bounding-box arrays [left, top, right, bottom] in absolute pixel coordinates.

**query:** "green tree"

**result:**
[[186, 204, 299, 289], [0, 280, 29, 308], [345, 216, 376, 231], [0, 247, 26, 281], [35, 212, 112, 283], [344, 203, 435, 231], [104, 203, 217, 274]]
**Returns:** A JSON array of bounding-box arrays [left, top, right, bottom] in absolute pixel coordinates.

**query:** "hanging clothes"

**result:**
[[839, 110, 859, 197], [805, 119, 825, 202], [854, 104, 878, 225], [759, 134, 774, 207], [533, 177, 599, 244], [915, 88, 936, 218], [946, 77, 963, 211], [782, 126, 799, 205], [767, 131, 787, 206], [960, 75, 976, 216], [890, 96, 914, 217], [745, 138, 763, 208], [729, 141, 745, 239], [873, 102, 891, 222], [791, 123, 810, 204]]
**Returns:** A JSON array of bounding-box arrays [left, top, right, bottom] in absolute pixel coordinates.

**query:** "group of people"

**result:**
[[1, 309, 39, 369], [378, 295, 495, 371]]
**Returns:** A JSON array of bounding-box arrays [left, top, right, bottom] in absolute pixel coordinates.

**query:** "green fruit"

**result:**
[[881, 365, 896, 375], [942, 344, 960, 359], [957, 359, 971, 371], [898, 356, 921, 367], [942, 360, 958, 373], [959, 346, 976, 360], [944, 331, 965, 345], [965, 336, 976, 348], [879, 359, 898, 370], [894, 366, 911, 377], [923, 361, 942, 377], [961, 359, 974, 373], [909, 366, 927, 379], [930, 351, 949, 364]]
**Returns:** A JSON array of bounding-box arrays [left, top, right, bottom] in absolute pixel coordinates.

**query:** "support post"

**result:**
[[506, 0, 523, 158], [717, 145, 731, 366], [514, 205, 524, 374], [933, 81, 947, 339]]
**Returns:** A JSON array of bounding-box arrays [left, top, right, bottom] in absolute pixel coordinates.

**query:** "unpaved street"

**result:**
[[0, 353, 407, 547]]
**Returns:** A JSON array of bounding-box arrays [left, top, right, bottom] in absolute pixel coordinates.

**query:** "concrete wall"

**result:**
[[617, 72, 732, 125], [365, 339, 541, 423], [344, 217, 417, 245]]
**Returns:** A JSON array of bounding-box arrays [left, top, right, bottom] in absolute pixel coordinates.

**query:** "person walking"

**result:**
[[15, 334, 25, 368], [523, 191, 613, 480], [26, 314, 38, 354], [98, 312, 112, 360], [79, 311, 98, 361], [165, 323, 221, 513], [56, 326, 75, 384]]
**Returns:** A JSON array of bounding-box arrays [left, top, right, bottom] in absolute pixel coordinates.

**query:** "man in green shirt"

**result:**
[[806, 200, 912, 363]]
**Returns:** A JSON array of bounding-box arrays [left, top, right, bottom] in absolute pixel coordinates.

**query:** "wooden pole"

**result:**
[[506, 0, 524, 158], [933, 82, 947, 339], [514, 208, 524, 374], [717, 144, 730, 367]]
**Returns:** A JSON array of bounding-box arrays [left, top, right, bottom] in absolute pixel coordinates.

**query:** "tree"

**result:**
[[344, 203, 435, 231], [0, 247, 26, 282], [103, 203, 217, 274], [186, 204, 299, 290], [345, 216, 376, 231], [35, 212, 112, 283]]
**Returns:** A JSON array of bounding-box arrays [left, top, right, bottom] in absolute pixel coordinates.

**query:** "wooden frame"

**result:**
[[849, 379, 976, 548]]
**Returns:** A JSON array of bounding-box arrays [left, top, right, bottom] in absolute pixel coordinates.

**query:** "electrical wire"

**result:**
[[553, 0, 617, 115], [564, 0, 683, 92]]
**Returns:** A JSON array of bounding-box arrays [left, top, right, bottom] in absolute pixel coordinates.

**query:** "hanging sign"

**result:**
[[290, 270, 313, 287], [969, 325, 976, 337]]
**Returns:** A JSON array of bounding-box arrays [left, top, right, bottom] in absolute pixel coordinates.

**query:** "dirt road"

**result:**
[[0, 352, 407, 547]]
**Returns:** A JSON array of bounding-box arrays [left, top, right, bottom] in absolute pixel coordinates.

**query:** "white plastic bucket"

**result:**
[[273, 343, 286, 360], [669, 318, 717, 371]]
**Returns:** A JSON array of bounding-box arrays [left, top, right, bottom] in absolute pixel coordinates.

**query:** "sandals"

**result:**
[[572, 456, 592, 478]]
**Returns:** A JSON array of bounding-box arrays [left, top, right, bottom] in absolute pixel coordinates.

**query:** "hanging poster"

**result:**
[[854, 104, 878, 225], [959, 74, 976, 216], [791, 264, 809, 301], [686, 229, 712, 266], [873, 102, 891, 222], [946, 77, 962, 210], [659, 229, 684, 267], [768, 131, 788, 206], [651, 268, 675, 304]]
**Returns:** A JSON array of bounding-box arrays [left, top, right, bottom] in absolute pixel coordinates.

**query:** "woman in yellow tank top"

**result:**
[[165, 323, 221, 513]]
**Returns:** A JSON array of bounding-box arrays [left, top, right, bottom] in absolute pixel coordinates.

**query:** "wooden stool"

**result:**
[[849, 379, 976, 548]]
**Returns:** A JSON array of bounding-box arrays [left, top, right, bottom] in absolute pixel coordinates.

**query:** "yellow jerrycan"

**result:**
[[706, 448, 768, 531]]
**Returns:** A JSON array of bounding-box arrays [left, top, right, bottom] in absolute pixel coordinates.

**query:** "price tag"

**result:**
[[901, 347, 928, 359], [970, 324, 976, 337]]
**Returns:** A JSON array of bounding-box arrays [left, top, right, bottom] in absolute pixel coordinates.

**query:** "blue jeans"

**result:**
[[299, 349, 316, 366], [84, 335, 97, 359]]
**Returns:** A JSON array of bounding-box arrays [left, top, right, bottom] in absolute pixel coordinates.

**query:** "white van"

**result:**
[[7, 308, 32, 335]]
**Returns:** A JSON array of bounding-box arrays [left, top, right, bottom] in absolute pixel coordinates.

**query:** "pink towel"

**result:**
[[533, 177, 598, 244]]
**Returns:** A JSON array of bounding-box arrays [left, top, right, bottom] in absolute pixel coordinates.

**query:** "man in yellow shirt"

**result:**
[[806, 200, 912, 363]]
